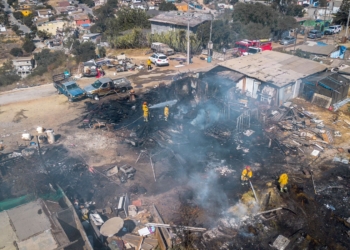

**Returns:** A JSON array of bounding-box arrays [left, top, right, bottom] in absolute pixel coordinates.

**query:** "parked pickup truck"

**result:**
[[84, 77, 132, 100], [54, 81, 86, 102]]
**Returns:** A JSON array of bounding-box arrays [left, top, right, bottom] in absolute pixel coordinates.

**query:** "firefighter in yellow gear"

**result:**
[[164, 105, 169, 121], [241, 166, 252, 185], [143, 102, 149, 122], [147, 59, 152, 70], [278, 173, 288, 192]]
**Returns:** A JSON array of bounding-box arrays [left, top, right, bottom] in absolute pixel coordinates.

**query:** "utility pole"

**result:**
[[187, 18, 190, 65], [208, 15, 212, 58], [346, 7, 350, 38]]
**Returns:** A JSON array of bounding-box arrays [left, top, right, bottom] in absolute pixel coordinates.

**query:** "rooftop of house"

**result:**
[[37, 9, 52, 14], [82, 33, 101, 38], [304, 71, 350, 90], [149, 11, 212, 28], [219, 50, 328, 88], [37, 20, 67, 26], [73, 14, 89, 21], [297, 42, 337, 56], [13, 57, 32, 63], [58, 0, 70, 7], [0, 199, 75, 249]]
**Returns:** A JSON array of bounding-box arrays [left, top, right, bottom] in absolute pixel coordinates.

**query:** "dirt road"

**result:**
[[0, 56, 214, 106]]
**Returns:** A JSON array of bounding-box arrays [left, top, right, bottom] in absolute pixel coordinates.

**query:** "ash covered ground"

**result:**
[[1, 75, 350, 250]]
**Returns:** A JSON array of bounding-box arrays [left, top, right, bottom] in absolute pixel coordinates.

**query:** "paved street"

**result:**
[[2, 0, 31, 33], [79, 4, 94, 17]]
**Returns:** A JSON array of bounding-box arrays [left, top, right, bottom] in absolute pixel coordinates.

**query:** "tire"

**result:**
[[68, 97, 73, 102], [93, 95, 99, 101], [155, 63, 159, 67], [121, 87, 127, 93]]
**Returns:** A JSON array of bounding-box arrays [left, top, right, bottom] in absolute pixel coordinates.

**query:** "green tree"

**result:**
[[233, 3, 278, 28], [12, 24, 19, 32], [232, 3, 298, 40], [277, 15, 298, 35], [107, 0, 118, 8], [10, 47, 23, 57], [116, 8, 151, 31], [23, 14, 34, 27], [22, 39, 36, 53], [0, 60, 21, 87], [13, 11, 23, 20], [334, 0, 348, 24], [270, 0, 298, 13], [72, 41, 96, 62], [98, 46, 106, 57], [285, 5, 304, 17], [80, 0, 95, 7], [159, 1, 178, 11], [229, 0, 239, 4], [32, 49, 67, 76], [7, 0, 17, 6], [37, 30, 52, 40], [244, 22, 272, 40]]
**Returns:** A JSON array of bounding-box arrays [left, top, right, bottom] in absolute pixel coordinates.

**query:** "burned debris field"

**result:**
[[1, 72, 350, 250]]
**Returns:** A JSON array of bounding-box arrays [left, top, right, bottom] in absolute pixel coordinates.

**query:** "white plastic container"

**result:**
[[22, 133, 32, 141], [37, 127, 44, 133]]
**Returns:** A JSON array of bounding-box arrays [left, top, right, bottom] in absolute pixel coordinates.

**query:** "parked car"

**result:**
[[54, 81, 86, 102], [334, 25, 342, 32], [84, 77, 132, 100], [324, 26, 340, 35], [308, 30, 323, 39], [279, 36, 296, 45], [149, 53, 169, 67]]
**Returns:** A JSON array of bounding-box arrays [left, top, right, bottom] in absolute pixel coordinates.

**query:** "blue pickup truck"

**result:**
[[53, 73, 86, 102]]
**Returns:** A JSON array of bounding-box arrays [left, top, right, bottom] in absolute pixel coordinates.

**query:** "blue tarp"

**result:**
[[317, 41, 327, 46]]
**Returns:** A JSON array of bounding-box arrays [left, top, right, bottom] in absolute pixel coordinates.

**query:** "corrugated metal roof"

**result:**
[[0, 211, 19, 250], [297, 44, 337, 56], [7, 200, 51, 241], [149, 11, 212, 28], [219, 51, 327, 88]]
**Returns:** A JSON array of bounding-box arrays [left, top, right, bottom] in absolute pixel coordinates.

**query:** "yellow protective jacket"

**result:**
[[164, 106, 169, 117], [143, 104, 149, 117], [147, 59, 152, 66], [279, 173, 288, 186], [241, 169, 253, 178]]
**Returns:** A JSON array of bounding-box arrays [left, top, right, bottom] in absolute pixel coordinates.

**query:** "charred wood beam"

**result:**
[[145, 223, 206, 232]]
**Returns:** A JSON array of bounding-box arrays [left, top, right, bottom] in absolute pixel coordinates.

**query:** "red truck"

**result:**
[[233, 39, 272, 57]]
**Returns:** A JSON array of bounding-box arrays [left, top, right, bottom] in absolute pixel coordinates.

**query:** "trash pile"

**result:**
[[265, 102, 344, 162]]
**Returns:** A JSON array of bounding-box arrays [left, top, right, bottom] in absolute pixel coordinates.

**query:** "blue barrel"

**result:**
[[207, 56, 212, 63]]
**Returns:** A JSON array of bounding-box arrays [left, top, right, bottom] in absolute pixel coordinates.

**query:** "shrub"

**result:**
[[10, 47, 23, 57]]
